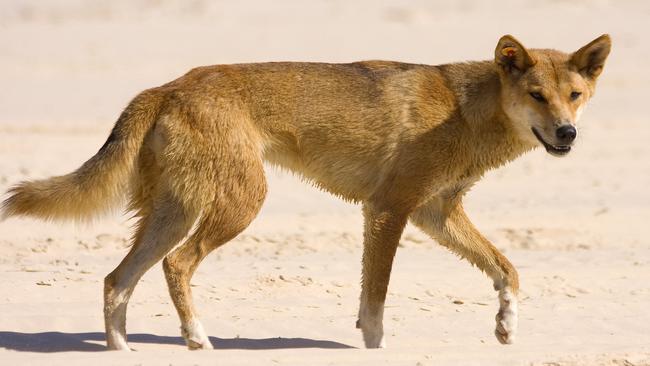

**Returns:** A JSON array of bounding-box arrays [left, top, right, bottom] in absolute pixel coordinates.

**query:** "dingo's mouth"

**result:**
[[532, 128, 571, 157]]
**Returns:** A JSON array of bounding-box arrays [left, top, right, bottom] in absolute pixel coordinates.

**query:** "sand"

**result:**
[[1, 1, 649, 365]]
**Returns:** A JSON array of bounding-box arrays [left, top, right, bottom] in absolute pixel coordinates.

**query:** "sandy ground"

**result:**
[[1, 1, 650, 365]]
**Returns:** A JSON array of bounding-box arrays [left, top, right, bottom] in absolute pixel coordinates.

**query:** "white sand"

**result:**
[[1, 1, 649, 365]]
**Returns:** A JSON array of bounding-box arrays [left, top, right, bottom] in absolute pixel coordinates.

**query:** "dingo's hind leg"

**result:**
[[104, 184, 198, 350], [163, 144, 267, 350]]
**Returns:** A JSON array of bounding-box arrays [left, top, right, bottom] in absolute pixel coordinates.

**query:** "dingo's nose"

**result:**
[[555, 125, 577, 144]]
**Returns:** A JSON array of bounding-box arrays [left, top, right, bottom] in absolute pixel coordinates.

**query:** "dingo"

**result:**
[[2, 34, 611, 350]]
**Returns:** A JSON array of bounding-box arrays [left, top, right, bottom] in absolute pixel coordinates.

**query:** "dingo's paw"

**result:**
[[357, 318, 386, 349], [182, 319, 213, 350], [186, 337, 213, 350], [495, 308, 517, 344], [106, 337, 131, 351], [494, 288, 518, 344]]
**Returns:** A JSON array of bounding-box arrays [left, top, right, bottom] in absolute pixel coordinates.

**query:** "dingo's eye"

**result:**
[[570, 91, 582, 101], [529, 92, 546, 103]]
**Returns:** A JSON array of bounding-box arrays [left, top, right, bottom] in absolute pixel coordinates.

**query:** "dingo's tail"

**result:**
[[1, 89, 163, 222]]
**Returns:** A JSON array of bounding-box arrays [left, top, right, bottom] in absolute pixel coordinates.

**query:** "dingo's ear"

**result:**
[[571, 34, 611, 79], [495, 35, 535, 74]]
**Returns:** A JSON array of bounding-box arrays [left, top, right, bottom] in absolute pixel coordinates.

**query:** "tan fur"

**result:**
[[1, 35, 611, 350]]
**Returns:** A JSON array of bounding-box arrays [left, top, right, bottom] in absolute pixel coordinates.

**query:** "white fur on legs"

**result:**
[[495, 287, 518, 344], [357, 306, 386, 348], [104, 289, 132, 351], [106, 330, 130, 351], [182, 318, 213, 350]]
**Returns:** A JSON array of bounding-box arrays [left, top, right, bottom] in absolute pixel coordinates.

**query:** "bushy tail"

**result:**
[[1, 89, 163, 222]]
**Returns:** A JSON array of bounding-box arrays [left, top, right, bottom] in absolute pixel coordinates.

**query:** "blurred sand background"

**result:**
[[0, 0, 649, 365]]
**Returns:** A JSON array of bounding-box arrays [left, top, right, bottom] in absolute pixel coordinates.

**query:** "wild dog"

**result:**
[[1, 34, 611, 350]]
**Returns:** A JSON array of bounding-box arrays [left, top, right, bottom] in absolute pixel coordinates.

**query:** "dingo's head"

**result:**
[[495, 34, 611, 157]]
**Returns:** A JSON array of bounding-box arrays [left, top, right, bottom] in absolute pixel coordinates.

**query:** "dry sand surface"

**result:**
[[1, 1, 649, 365]]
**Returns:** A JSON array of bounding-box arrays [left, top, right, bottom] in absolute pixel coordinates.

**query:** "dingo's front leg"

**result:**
[[410, 196, 519, 344], [357, 203, 409, 348]]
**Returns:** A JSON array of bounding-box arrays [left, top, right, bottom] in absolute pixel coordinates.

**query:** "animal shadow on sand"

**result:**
[[0, 331, 355, 352]]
